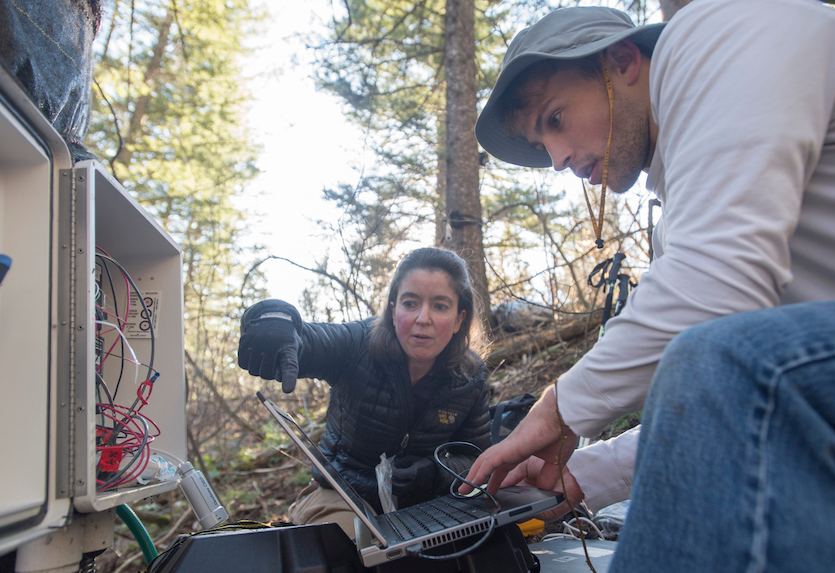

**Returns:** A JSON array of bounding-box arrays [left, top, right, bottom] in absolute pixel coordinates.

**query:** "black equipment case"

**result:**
[[147, 522, 539, 573]]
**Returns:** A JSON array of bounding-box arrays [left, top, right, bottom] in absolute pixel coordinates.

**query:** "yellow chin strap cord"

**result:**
[[582, 52, 615, 250]]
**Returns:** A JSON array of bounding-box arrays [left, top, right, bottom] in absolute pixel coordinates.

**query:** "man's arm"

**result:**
[[566, 426, 638, 513]]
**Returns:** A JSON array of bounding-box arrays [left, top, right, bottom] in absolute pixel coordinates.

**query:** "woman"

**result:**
[[237, 248, 491, 535]]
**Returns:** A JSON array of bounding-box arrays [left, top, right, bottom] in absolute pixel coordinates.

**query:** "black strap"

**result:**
[[613, 274, 632, 318], [587, 259, 612, 288], [600, 253, 625, 327], [490, 394, 537, 444], [491, 401, 508, 445]]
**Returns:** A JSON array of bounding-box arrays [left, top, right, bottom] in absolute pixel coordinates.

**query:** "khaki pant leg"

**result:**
[[288, 484, 357, 538]]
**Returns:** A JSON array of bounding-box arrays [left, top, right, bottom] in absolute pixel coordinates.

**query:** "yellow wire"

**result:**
[[554, 382, 597, 573], [582, 53, 615, 249]]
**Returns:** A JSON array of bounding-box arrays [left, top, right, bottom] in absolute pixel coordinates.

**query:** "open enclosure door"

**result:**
[[0, 67, 72, 556]]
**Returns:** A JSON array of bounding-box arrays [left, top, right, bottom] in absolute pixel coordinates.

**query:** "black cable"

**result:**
[[433, 442, 495, 503], [97, 253, 127, 399], [410, 442, 499, 561], [95, 371, 115, 430]]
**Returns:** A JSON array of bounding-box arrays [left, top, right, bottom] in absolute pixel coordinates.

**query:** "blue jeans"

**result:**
[[610, 301, 835, 573]]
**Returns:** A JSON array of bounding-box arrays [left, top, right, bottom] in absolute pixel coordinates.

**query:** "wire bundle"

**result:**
[[540, 515, 606, 542], [95, 402, 161, 490], [93, 247, 160, 492]]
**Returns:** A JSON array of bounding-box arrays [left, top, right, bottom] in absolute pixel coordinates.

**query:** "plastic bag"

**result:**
[[139, 454, 178, 484], [375, 453, 395, 513], [592, 500, 630, 540], [0, 0, 100, 161]]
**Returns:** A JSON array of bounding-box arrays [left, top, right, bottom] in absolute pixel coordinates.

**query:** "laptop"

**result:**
[[257, 392, 564, 567]]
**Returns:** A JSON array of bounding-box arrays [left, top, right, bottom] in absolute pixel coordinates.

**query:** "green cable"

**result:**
[[117, 504, 158, 565]]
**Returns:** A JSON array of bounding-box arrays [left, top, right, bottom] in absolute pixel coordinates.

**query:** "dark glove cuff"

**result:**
[[241, 299, 303, 333]]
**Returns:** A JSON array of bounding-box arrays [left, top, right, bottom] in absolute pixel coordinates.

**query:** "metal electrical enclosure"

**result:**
[[0, 64, 186, 560], [63, 161, 187, 513]]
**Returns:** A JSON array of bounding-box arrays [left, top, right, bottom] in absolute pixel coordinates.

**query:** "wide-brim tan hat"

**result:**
[[475, 6, 666, 168]]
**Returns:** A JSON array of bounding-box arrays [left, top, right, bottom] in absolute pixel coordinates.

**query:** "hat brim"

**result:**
[[475, 22, 666, 169]]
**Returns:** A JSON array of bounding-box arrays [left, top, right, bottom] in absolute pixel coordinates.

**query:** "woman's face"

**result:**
[[390, 268, 465, 376]]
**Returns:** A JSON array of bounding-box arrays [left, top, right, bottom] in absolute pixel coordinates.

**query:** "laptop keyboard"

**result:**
[[383, 496, 493, 540]]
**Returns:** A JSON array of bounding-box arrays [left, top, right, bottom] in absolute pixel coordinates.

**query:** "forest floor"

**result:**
[[95, 313, 639, 573]]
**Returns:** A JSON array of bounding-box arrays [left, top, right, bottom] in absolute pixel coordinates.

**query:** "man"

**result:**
[[461, 1, 835, 571]]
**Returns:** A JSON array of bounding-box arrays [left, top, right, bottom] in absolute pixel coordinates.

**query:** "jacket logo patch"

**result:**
[[438, 410, 457, 425]]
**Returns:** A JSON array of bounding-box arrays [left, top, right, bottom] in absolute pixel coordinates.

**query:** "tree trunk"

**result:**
[[113, 7, 174, 168], [660, 0, 692, 20], [443, 0, 491, 324], [435, 116, 448, 247]]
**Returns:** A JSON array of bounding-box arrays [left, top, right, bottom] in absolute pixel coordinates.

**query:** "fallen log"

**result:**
[[487, 309, 603, 367]]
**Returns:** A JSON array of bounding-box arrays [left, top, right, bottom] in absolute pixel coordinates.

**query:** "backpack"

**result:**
[[489, 393, 537, 445]]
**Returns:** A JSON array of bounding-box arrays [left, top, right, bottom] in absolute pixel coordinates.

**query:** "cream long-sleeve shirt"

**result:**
[[564, 0, 835, 512]]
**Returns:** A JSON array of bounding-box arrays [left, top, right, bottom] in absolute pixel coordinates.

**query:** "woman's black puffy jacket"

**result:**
[[296, 318, 491, 511]]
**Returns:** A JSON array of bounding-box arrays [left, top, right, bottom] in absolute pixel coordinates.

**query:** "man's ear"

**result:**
[[605, 39, 642, 85]]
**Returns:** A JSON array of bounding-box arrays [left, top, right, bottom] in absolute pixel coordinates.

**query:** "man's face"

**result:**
[[515, 67, 651, 193]]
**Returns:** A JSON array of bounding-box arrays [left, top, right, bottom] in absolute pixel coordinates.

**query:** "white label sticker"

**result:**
[[564, 546, 615, 558], [125, 290, 160, 339]]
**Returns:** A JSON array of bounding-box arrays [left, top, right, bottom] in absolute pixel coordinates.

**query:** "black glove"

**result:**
[[391, 456, 437, 497], [238, 299, 303, 393]]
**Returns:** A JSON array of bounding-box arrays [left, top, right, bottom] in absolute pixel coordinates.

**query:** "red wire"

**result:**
[[96, 304, 127, 327], [94, 405, 160, 490]]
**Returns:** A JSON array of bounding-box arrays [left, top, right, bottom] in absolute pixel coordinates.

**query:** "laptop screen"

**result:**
[[258, 393, 381, 525]]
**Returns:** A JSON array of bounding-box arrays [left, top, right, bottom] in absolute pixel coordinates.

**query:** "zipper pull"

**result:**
[[400, 433, 410, 449]]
